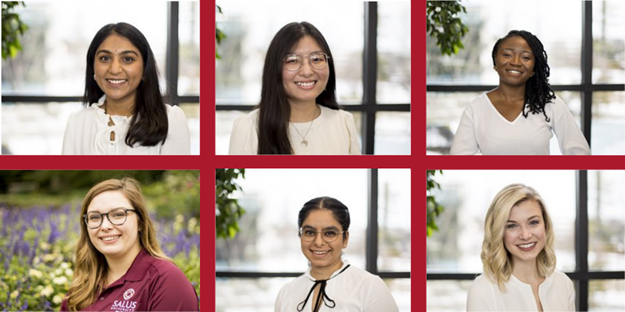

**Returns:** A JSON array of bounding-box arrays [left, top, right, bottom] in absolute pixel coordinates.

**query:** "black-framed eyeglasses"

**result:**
[[83, 208, 136, 229], [283, 52, 330, 71], [299, 227, 345, 243]]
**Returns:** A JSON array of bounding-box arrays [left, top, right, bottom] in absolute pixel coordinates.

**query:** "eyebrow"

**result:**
[[96, 49, 139, 56], [301, 225, 340, 231], [506, 215, 541, 223], [87, 206, 130, 213], [287, 50, 324, 55], [501, 48, 533, 54]]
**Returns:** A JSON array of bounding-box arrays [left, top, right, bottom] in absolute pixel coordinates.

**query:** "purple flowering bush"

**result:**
[[0, 203, 200, 311]]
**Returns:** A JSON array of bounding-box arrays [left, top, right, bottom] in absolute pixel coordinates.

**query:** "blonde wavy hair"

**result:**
[[65, 177, 170, 311], [480, 184, 556, 291]]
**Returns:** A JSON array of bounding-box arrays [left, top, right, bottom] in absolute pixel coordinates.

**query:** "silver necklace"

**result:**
[[291, 119, 314, 147]]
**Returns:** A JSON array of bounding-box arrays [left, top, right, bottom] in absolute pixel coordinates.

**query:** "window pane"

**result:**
[[427, 170, 576, 273], [591, 92, 625, 155], [589, 280, 625, 311], [588, 170, 625, 271], [215, 110, 362, 155], [216, 2, 363, 105], [179, 1, 201, 95], [1, 102, 81, 155], [377, 2, 411, 104], [426, 0, 581, 85], [2, 2, 167, 96], [378, 169, 411, 272], [592, 1, 625, 84], [179, 103, 200, 155], [374, 112, 410, 155], [216, 169, 368, 272], [384, 278, 411, 312], [427, 280, 474, 311]]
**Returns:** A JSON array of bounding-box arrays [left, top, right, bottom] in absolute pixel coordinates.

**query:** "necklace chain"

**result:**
[[291, 119, 314, 147]]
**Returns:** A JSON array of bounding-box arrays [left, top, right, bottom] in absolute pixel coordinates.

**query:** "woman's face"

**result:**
[[494, 36, 535, 87], [503, 199, 546, 265], [93, 34, 144, 106], [86, 190, 141, 261], [282, 35, 330, 107], [300, 209, 348, 273]]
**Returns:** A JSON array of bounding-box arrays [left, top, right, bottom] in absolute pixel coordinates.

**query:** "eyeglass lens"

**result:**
[[85, 208, 129, 228], [301, 229, 341, 242], [284, 53, 328, 71]]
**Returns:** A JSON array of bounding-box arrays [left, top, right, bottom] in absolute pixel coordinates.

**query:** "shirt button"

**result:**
[[100, 297, 105, 301]]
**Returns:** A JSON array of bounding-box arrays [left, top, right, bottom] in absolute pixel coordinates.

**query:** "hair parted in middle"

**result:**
[[257, 21, 339, 154], [84, 22, 168, 147], [492, 30, 556, 122], [480, 183, 556, 291], [65, 177, 170, 311], [298, 196, 350, 239]]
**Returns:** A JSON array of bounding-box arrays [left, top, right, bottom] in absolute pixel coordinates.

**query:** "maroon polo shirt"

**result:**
[[61, 249, 199, 311]]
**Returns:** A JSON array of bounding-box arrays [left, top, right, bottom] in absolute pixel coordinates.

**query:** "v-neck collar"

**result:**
[[484, 92, 524, 124]]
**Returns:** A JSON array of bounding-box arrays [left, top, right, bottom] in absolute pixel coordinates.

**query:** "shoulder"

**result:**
[[468, 274, 497, 296], [145, 256, 190, 283], [69, 104, 102, 120], [234, 108, 260, 124], [319, 105, 356, 124], [277, 273, 307, 296], [548, 270, 574, 286], [164, 104, 188, 121]]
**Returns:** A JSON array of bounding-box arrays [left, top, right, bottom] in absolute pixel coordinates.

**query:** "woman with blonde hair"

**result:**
[[467, 184, 575, 311], [61, 177, 198, 311]]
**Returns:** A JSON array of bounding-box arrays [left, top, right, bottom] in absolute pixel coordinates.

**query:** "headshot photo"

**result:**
[[215, 0, 411, 155], [1, 1, 200, 155], [0, 170, 200, 311], [426, 170, 625, 311], [426, 0, 625, 155], [215, 168, 411, 311]]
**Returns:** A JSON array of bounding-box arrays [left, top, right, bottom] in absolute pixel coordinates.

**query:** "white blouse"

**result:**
[[62, 96, 190, 155], [275, 261, 399, 312], [467, 271, 575, 311], [228, 105, 361, 155], [450, 93, 591, 155]]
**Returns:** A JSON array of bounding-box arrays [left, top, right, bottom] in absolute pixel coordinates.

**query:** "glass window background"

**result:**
[[426, 0, 625, 155], [426, 170, 625, 311], [216, 169, 411, 311], [215, 1, 411, 155], [1, 1, 200, 155]]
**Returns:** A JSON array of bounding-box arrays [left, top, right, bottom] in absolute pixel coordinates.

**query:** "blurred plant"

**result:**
[[1, 1, 28, 60], [427, 170, 444, 237], [143, 170, 200, 220], [216, 4, 226, 59], [216, 169, 245, 239], [426, 0, 468, 56]]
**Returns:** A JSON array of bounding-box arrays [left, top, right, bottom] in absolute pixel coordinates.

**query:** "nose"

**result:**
[[519, 226, 532, 240], [510, 55, 521, 66], [100, 215, 114, 230], [313, 232, 325, 246], [298, 58, 314, 76], [109, 60, 122, 75]]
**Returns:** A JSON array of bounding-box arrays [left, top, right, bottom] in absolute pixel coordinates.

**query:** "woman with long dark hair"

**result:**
[[450, 30, 590, 155], [229, 22, 360, 155], [62, 22, 190, 155]]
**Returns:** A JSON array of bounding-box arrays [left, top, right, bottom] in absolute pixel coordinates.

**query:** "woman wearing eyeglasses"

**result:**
[[275, 197, 398, 312], [61, 178, 198, 311], [467, 184, 575, 311], [228, 22, 361, 155]]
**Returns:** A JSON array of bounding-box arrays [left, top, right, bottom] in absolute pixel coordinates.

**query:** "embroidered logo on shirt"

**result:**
[[123, 288, 135, 300], [110, 300, 137, 312]]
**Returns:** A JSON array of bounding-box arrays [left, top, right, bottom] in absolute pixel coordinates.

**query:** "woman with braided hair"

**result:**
[[274, 197, 398, 312], [450, 30, 591, 155]]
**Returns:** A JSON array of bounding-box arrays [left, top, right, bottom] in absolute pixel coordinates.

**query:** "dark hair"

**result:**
[[84, 22, 168, 147], [298, 196, 350, 239], [257, 22, 339, 154], [491, 30, 555, 122]]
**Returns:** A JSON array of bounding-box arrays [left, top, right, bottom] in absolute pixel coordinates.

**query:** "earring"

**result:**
[[93, 74, 96, 80], [493, 66, 497, 70]]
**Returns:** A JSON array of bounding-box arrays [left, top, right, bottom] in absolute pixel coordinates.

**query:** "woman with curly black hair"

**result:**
[[450, 30, 590, 155]]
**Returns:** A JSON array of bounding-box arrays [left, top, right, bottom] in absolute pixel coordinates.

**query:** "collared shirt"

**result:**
[[274, 260, 399, 312], [467, 270, 575, 311], [61, 249, 199, 312]]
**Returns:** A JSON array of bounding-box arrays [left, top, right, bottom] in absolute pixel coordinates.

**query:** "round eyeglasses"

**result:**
[[84, 208, 136, 229], [299, 228, 344, 243], [283, 52, 330, 71]]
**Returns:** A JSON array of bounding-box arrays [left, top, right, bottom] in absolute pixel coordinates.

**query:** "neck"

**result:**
[[310, 259, 343, 281], [511, 258, 543, 284], [496, 84, 526, 103], [104, 245, 142, 283], [104, 97, 135, 117], [289, 102, 320, 123]]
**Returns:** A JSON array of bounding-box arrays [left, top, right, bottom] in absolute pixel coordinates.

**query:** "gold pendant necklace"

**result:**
[[291, 119, 314, 147]]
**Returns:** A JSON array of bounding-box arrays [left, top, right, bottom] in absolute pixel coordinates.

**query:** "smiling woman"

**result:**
[[61, 22, 190, 155], [449, 30, 590, 155], [61, 178, 199, 311], [275, 197, 397, 312], [467, 184, 575, 312], [228, 22, 361, 155]]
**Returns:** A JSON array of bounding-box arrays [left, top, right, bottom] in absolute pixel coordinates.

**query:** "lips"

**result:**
[[517, 242, 536, 251], [311, 249, 331, 258], [295, 81, 317, 89], [506, 69, 524, 75], [100, 235, 121, 243], [106, 79, 127, 85]]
